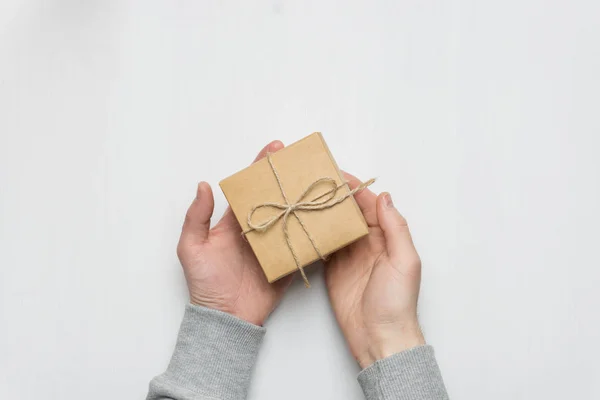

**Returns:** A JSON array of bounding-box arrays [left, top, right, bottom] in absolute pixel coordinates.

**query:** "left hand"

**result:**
[[176, 141, 293, 326]]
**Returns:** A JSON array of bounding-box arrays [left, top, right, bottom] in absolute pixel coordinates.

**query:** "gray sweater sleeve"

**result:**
[[358, 345, 449, 400], [147, 304, 266, 400], [148, 304, 448, 400]]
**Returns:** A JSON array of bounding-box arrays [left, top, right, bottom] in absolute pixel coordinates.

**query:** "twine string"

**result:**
[[242, 152, 375, 287]]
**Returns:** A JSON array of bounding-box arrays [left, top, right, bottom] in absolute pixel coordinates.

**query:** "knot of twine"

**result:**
[[242, 153, 375, 287]]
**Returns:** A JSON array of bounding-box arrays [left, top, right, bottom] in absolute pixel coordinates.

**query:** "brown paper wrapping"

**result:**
[[219, 132, 369, 282]]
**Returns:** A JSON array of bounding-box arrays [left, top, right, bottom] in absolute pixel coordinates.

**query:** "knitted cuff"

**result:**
[[162, 304, 266, 400], [358, 345, 449, 400]]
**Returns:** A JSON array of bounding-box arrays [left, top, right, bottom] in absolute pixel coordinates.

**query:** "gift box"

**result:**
[[219, 132, 373, 286]]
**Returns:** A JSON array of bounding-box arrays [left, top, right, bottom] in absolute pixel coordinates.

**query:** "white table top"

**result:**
[[1, 1, 599, 399]]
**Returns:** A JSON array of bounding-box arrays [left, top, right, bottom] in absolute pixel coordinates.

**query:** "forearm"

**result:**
[[358, 345, 449, 400], [147, 304, 265, 400]]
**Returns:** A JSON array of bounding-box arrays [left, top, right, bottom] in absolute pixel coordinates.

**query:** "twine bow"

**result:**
[[242, 153, 375, 287]]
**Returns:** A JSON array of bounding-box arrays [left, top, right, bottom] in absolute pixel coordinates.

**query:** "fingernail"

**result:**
[[271, 140, 284, 151], [384, 192, 394, 208], [196, 182, 204, 198]]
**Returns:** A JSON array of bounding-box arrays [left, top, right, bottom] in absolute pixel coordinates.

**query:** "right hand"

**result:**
[[325, 172, 425, 368]]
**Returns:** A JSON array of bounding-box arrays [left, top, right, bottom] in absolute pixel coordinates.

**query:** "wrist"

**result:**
[[360, 321, 426, 369], [190, 295, 267, 327]]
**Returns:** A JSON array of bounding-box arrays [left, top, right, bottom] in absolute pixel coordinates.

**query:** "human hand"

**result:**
[[176, 141, 293, 326], [325, 173, 425, 368]]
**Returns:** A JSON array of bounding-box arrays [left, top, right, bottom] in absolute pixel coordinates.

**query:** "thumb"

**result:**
[[182, 182, 214, 242], [376, 192, 419, 266]]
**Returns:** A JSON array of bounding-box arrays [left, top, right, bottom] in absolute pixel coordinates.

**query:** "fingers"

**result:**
[[376, 192, 420, 267], [217, 140, 285, 228], [253, 140, 284, 163], [182, 182, 215, 242], [341, 171, 378, 226]]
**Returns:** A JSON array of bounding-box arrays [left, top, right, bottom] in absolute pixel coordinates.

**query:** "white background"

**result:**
[[1, 1, 599, 399]]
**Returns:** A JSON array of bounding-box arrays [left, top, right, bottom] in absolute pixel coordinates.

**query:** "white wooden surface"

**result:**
[[1, 1, 599, 399]]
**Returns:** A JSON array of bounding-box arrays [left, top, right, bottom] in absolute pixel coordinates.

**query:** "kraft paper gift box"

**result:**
[[219, 132, 373, 286]]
